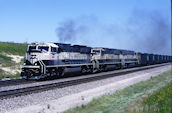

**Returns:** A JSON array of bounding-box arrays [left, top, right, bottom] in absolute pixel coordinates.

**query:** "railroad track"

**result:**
[[0, 63, 170, 100], [0, 78, 35, 88]]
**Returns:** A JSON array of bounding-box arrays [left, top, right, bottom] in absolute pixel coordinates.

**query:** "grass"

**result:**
[[0, 53, 15, 67], [126, 82, 172, 113], [0, 69, 7, 80], [0, 42, 27, 56], [142, 82, 172, 113], [64, 70, 172, 113], [0, 53, 12, 61], [0, 72, 20, 80], [0, 53, 16, 67], [20, 58, 24, 64], [0, 42, 27, 80]]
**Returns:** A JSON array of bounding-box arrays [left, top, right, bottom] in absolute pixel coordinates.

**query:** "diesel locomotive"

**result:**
[[21, 42, 172, 80]]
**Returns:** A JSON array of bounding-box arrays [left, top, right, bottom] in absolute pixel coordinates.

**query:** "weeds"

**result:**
[[139, 82, 172, 113], [0, 53, 12, 61], [0, 72, 20, 80], [0, 42, 27, 79]]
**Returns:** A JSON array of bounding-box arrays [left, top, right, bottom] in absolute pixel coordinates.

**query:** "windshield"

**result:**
[[38, 46, 49, 52], [28, 46, 36, 52], [92, 50, 100, 54]]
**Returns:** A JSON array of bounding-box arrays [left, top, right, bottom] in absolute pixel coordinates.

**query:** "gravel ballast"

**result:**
[[0, 65, 171, 113], [0, 63, 168, 92]]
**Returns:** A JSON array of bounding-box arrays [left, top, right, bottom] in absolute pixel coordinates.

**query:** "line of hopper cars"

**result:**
[[138, 53, 171, 65], [21, 42, 172, 80]]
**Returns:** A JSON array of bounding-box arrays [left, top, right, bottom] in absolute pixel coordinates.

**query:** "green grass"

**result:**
[[0, 53, 12, 61], [0, 41, 27, 67], [0, 42, 27, 56], [0, 53, 16, 67], [64, 70, 172, 113], [0, 71, 20, 80], [0, 69, 5, 74], [127, 82, 172, 113], [20, 58, 24, 64], [0, 42, 27, 80], [143, 82, 172, 113], [0, 69, 5, 80], [0, 69, 7, 80]]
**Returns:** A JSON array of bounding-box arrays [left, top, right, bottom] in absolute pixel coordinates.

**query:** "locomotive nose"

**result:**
[[29, 53, 38, 65], [31, 54, 36, 59]]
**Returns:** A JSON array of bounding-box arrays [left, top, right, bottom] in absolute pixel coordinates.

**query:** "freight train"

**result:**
[[21, 42, 172, 80]]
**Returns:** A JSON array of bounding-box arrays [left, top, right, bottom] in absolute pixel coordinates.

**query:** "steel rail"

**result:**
[[0, 79, 35, 88]]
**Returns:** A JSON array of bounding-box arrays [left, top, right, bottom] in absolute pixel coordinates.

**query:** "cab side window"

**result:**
[[51, 47, 57, 52], [58, 48, 63, 53]]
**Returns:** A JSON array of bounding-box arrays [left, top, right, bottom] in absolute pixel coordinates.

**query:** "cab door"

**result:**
[[51, 47, 59, 65]]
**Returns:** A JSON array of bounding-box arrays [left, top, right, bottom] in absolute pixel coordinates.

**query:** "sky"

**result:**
[[0, 0, 171, 55]]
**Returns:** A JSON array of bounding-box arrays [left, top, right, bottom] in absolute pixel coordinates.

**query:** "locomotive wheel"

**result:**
[[92, 60, 100, 73], [102, 65, 107, 71], [81, 66, 87, 74], [58, 68, 65, 77]]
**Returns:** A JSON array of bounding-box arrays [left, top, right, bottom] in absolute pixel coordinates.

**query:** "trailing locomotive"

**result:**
[[91, 48, 138, 72], [21, 42, 172, 80]]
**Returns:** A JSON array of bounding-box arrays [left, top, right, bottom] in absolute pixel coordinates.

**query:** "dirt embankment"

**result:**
[[0, 53, 24, 78]]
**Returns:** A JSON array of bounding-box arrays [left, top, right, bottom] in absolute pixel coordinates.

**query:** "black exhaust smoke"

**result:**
[[128, 9, 171, 55], [55, 10, 170, 55]]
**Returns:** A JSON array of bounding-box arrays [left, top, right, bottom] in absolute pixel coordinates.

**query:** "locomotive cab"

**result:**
[[21, 43, 60, 79], [25, 43, 59, 65], [91, 48, 104, 60]]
